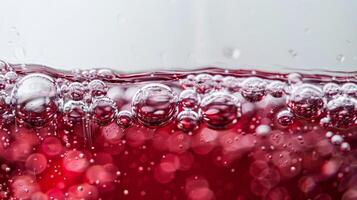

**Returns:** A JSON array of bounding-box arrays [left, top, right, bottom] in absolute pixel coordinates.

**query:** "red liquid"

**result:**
[[0, 61, 357, 200]]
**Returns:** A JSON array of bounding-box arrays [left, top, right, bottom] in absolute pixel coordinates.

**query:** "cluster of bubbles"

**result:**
[[0, 68, 356, 133]]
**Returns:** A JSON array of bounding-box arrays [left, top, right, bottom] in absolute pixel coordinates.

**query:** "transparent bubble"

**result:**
[[132, 83, 178, 127], [276, 110, 295, 126], [222, 76, 240, 92], [194, 74, 215, 94], [179, 89, 201, 110], [0, 92, 11, 114], [267, 81, 286, 98], [91, 97, 117, 126], [88, 80, 107, 97], [176, 110, 200, 132], [180, 75, 195, 89], [341, 83, 357, 97], [68, 82, 85, 100], [5, 71, 18, 84], [63, 100, 88, 123], [323, 83, 340, 97], [326, 96, 357, 128], [116, 110, 133, 128], [287, 84, 324, 119], [287, 73, 302, 85], [200, 92, 240, 129], [13, 73, 58, 126], [241, 77, 267, 102]]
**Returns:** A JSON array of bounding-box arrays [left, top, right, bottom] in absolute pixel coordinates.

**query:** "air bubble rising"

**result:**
[[241, 77, 267, 102], [91, 97, 117, 126], [177, 110, 200, 132], [179, 89, 201, 110], [326, 96, 357, 128], [132, 83, 178, 127], [287, 84, 324, 119], [200, 92, 240, 129], [13, 73, 58, 126]]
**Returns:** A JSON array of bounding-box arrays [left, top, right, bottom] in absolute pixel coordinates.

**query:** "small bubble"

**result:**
[[331, 135, 343, 145], [123, 189, 129, 195]]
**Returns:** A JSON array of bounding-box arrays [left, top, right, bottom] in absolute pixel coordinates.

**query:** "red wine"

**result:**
[[0, 61, 357, 200]]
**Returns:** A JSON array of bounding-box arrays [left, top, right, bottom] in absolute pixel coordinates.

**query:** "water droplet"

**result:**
[[288, 49, 298, 58], [223, 47, 241, 59], [337, 54, 345, 63]]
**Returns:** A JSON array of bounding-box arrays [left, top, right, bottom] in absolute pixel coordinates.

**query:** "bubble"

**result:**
[[341, 83, 357, 97], [241, 77, 267, 102], [132, 84, 178, 127], [267, 81, 286, 98], [25, 153, 47, 175], [326, 96, 357, 128], [179, 89, 201, 110], [256, 124, 271, 136], [340, 142, 351, 151], [63, 100, 88, 123], [88, 80, 107, 97], [67, 183, 98, 200], [331, 135, 343, 145], [222, 76, 240, 92], [68, 82, 85, 100], [276, 110, 294, 126], [287, 73, 302, 85], [323, 83, 340, 97], [116, 110, 133, 128], [180, 75, 195, 89], [200, 92, 240, 129], [287, 84, 324, 119], [0, 75, 6, 90], [176, 110, 200, 132], [63, 150, 89, 173], [5, 71, 18, 84], [194, 74, 215, 94], [13, 73, 58, 126], [0, 92, 11, 114], [91, 97, 117, 126]]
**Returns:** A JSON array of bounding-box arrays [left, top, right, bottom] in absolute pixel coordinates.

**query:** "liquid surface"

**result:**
[[0, 61, 357, 200]]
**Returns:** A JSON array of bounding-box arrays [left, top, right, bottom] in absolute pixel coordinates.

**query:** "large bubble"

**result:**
[[13, 73, 58, 126], [132, 83, 178, 127]]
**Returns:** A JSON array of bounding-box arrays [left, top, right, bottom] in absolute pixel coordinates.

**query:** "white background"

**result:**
[[0, 0, 356, 72]]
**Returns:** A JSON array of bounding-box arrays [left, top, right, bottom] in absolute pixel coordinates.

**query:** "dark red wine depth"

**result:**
[[0, 61, 357, 200]]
